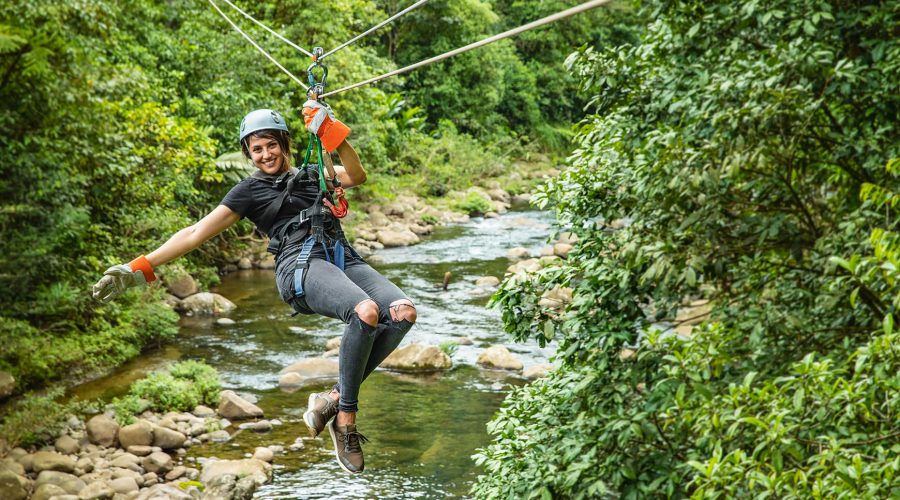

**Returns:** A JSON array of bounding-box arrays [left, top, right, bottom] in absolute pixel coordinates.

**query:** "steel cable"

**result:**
[[219, 0, 314, 57], [207, 0, 309, 90], [319, 0, 430, 61], [319, 0, 613, 98]]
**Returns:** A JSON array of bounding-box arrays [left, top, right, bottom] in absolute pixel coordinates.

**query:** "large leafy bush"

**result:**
[[474, 0, 899, 497]]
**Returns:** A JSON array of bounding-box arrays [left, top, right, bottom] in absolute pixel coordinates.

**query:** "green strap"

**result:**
[[302, 133, 328, 193]]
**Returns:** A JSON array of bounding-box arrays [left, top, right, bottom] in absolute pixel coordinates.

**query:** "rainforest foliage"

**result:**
[[0, 0, 624, 393], [476, 0, 900, 498]]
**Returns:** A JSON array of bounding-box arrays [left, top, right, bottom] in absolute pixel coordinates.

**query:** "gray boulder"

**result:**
[[474, 276, 500, 287], [35, 470, 85, 494], [523, 363, 554, 380], [152, 425, 187, 450], [86, 415, 119, 447], [32, 483, 67, 500], [135, 483, 194, 500], [77, 481, 115, 499], [376, 229, 420, 247], [200, 459, 272, 498], [380, 343, 451, 372], [109, 476, 139, 495], [217, 391, 263, 420], [180, 292, 237, 316], [0, 470, 28, 500], [54, 435, 80, 455], [477, 345, 524, 371], [278, 359, 339, 389], [142, 452, 173, 475], [118, 421, 153, 449], [163, 270, 198, 299], [32, 451, 76, 474]]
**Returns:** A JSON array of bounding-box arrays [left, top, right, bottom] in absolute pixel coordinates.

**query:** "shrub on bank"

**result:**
[[474, 0, 899, 497], [113, 360, 221, 424]]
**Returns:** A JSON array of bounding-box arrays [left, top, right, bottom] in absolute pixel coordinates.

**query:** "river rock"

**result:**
[[118, 421, 153, 449], [86, 415, 119, 447], [78, 481, 115, 499], [16, 453, 33, 473], [278, 358, 339, 389], [142, 452, 173, 475], [0, 470, 28, 500], [523, 364, 554, 380], [216, 317, 236, 326], [453, 337, 474, 345], [487, 188, 511, 203], [164, 466, 186, 481], [32, 451, 76, 473], [238, 420, 272, 432], [380, 343, 451, 372], [54, 435, 79, 455], [253, 447, 274, 463], [256, 254, 276, 270], [511, 193, 531, 205], [325, 336, 342, 350], [505, 247, 530, 260], [35, 470, 85, 494], [152, 426, 186, 450], [477, 345, 524, 371], [1, 458, 25, 476], [193, 405, 216, 418], [109, 476, 139, 495], [553, 243, 573, 258], [163, 271, 198, 299], [474, 276, 500, 287], [180, 292, 236, 316], [507, 258, 541, 274], [538, 285, 573, 311], [217, 390, 263, 419], [376, 229, 420, 247], [557, 232, 578, 245], [0, 371, 14, 399], [237, 257, 253, 270], [484, 211, 499, 219], [199, 458, 271, 491], [109, 453, 141, 471], [135, 483, 194, 500], [126, 445, 152, 457], [32, 483, 68, 500]]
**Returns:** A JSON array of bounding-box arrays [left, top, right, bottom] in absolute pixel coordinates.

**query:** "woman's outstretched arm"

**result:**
[[147, 205, 242, 267], [325, 140, 367, 189]]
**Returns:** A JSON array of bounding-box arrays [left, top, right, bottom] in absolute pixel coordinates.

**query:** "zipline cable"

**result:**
[[319, 0, 430, 61], [219, 0, 314, 57], [319, 0, 613, 98], [207, 0, 309, 90]]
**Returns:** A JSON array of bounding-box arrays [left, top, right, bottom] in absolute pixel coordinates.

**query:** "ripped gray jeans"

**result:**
[[276, 250, 414, 413]]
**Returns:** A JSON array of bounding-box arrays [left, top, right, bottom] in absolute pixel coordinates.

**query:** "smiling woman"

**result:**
[[91, 103, 417, 475]]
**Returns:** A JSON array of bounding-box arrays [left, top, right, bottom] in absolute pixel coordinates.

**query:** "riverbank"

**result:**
[[0, 205, 566, 498]]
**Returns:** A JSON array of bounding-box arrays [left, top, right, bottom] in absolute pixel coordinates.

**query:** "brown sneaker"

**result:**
[[303, 392, 337, 437], [327, 419, 369, 474]]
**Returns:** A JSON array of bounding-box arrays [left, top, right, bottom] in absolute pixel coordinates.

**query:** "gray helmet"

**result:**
[[239, 109, 290, 144]]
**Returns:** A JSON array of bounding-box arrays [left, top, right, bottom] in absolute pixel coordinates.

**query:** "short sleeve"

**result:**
[[220, 179, 254, 218]]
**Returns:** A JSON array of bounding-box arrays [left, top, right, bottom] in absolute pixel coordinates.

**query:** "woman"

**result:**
[[92, 102, 417, 474]]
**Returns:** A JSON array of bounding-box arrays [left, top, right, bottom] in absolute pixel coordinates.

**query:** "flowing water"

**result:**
[[72, 208, 557, 499]]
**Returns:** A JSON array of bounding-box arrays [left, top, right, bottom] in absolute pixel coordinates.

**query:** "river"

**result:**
[[72, 207, 557, 499]]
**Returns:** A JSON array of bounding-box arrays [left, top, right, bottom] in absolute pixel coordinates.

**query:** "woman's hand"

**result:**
[[303, 100, 350, 153], [92, 256, 156, 303]]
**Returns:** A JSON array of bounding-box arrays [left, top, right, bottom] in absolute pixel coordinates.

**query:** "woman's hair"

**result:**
[[241, 129, 293, 169]]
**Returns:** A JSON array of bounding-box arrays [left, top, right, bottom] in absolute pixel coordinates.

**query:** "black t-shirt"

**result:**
[[220, 166, 322, 238]]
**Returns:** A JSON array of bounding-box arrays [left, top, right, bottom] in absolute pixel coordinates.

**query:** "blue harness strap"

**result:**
[[292, 236, 318, 298]]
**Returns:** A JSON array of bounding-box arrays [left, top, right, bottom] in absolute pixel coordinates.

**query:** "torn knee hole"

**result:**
[[389, 300, 417, 323], [354, 299, 379, 327]]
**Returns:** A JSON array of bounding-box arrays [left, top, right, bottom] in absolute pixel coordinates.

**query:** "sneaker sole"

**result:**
[[328, 419, 363, 474], [302, 393, 320, 437]]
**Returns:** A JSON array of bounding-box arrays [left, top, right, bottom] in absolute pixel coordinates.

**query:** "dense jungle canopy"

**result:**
[[2, 0, 899, 497]]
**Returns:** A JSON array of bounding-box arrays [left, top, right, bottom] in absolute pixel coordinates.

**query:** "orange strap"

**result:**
[[129, 255, 157, 283]]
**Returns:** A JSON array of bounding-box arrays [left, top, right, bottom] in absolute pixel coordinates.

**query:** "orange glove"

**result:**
[[302, 100, 350, 153]]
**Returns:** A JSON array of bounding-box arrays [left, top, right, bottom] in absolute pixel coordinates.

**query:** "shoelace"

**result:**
[[342, 430, 369, 453]]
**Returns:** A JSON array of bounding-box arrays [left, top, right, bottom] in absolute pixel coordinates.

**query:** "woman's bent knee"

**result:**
[[354, 299, 380, 327], [389, 299, 416, 324]]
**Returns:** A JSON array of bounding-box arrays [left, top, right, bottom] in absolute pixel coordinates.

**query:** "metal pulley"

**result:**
[[307, 46, 327, 99]]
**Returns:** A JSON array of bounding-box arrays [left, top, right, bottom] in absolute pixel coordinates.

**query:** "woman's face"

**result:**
[[248, 135, 285, 175]]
